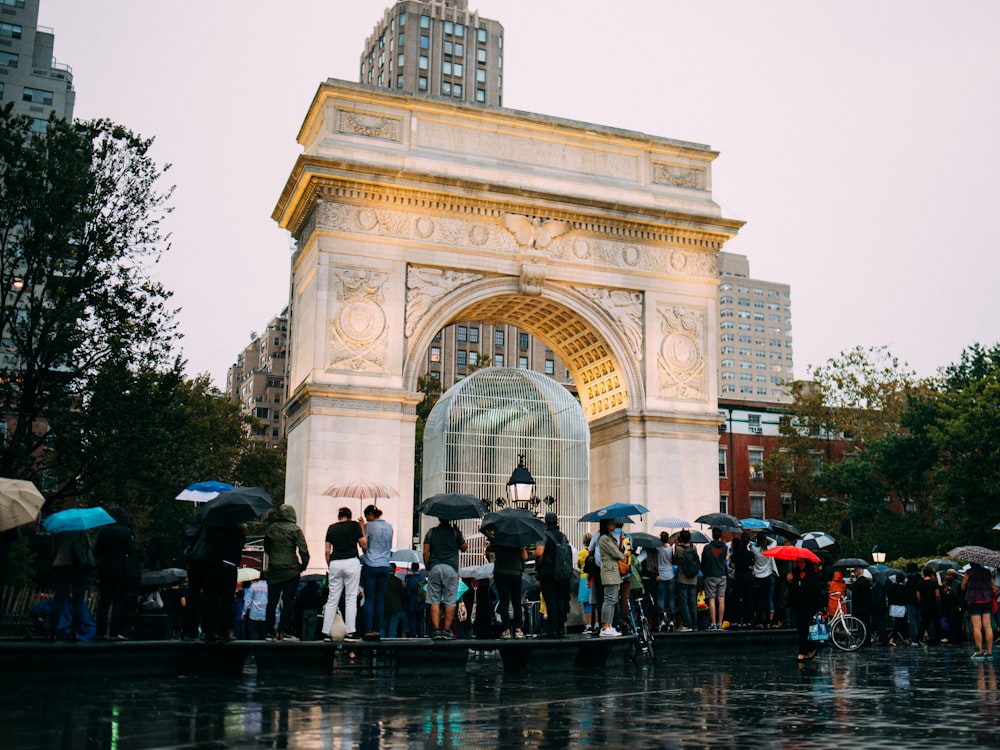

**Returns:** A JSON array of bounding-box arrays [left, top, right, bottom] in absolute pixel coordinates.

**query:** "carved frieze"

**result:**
[[652, 162, 707, 191], [657, 304, 706, 400], [575, 287, 644, 361], [405, 265, 484, 337], [309, 196, 717, 279], [328, 269, 390, 373], [337, 110, 400, 141], [519, 261, 547, 297]]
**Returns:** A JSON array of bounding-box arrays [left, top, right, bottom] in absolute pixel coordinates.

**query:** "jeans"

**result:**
[[384, 610, 406, 638], [678, 583, 698, 629], [266, 576, 300, 637], [601, 582, 620, 626], [361, 565, 390, 634], [51, 566, 89, 639], [655, 578, 676, 625]]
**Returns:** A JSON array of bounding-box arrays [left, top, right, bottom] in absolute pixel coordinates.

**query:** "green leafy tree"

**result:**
[[921, 343, 1000, 546], [0, 110, 176, 487]]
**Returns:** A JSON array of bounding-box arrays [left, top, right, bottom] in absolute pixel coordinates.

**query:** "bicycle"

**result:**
[[620, 590, 656, 661], [828, 593, 867, 652]]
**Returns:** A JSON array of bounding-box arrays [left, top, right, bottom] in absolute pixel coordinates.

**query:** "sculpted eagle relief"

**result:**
[[502, 213, 570, 250]]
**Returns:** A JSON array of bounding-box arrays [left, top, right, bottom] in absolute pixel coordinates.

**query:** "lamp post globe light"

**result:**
[[872, 543, 887, 564], [507, 455, 536, 508]]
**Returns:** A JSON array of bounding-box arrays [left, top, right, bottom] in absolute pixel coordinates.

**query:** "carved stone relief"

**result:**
[[328, 269, 390, 373], [336, 110, 400, 141], [657, 304, 706, 400], [309, 196, 717, 279], [651, 162, 707, 190], [405, 265, 484, 337], [574, 287, 644, 362]]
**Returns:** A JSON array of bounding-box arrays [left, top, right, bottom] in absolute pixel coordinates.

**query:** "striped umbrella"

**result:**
[[323, 480, 400, 505], [796, 531, 837, 550]]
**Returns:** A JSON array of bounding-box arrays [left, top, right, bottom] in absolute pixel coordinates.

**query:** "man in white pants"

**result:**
[[322, 507, 367, 640]]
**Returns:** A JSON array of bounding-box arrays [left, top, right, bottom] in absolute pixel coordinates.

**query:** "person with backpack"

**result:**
[[675, 529, 700, 631], [535, 512, 573, 639], [701, 528, 729, 631]]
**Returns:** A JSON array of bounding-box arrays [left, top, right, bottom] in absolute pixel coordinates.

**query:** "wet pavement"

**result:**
[[3, 642, 997, 749]]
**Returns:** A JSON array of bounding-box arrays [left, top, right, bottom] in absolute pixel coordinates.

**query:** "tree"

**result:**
[[0, 110, 176, 486], [920, 343, 1000, 546]]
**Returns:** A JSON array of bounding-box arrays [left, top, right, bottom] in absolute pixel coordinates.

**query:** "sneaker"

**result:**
[[440, 630, 455, 640], [431, 630, 445, 640], [514, 629, 525, 640], [582, 625, 592, 635], [500, 630, 512, 640], [282, 635, 299, 642], [599, 628, 620, 638], [675, 626, 692, 633], [973, 651, 986, 659]]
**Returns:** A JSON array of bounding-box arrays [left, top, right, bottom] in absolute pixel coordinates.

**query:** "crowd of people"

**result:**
[[25, 502, 1000, 659]]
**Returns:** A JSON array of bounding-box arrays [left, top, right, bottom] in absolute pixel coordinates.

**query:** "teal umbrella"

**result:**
[[43, 507, 115, 534]]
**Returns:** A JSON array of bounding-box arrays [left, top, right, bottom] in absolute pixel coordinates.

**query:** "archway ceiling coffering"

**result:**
[[452, 293, 627, 422]]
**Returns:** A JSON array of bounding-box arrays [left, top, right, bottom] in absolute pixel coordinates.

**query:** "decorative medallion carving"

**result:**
[[328, 269, 390, 373], [657, 304, 706, 400], [337, 111, 399, 140], [405, 265, 484, 337], [652, 162, 707, 190], [575, 287, 644, 361]]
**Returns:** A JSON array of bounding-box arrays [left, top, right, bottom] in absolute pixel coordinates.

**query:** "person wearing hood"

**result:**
[[263, 504, 310, 641], [94, 506, 136, 640]]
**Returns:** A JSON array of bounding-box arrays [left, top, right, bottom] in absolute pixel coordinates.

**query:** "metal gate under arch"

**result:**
[[422, 367, 589, 565]]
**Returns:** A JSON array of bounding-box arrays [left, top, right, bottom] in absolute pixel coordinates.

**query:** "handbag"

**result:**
[[808, 614, 830, 642], [73, 534, 97, 571], [457, 600, 468, 622]]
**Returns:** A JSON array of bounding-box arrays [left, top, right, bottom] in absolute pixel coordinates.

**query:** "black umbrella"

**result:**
[[669, 529, 710, 544], [199, 486, 273, 526], [417, 493, 487, 521], [480, 508, 546, 547], [695, 512, 742, 533], [924, 558, 962, 572], [831, 558, 870, 569], [140, 568, 187, 587], [765, 519, 802, 539], [628, 532, 663, 550]]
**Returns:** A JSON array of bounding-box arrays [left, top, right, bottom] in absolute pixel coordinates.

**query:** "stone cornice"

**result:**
[[275, 164, 739, 256]]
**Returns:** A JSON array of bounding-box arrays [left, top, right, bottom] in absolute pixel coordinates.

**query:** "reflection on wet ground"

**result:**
[[3, 644, 999, 749]]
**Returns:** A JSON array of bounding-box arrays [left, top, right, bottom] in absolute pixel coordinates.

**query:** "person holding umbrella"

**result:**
[[49, 528, 96, 641], [787, 556, 825, 661], [535, 512, 572, 639], [359, 504, 393, 641], [423, 516, 468, 639], [202, 521, 247, 643], [485, 536, 527, 640], [598, 518, 626, 637]]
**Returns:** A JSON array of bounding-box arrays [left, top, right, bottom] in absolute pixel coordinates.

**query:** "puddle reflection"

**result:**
[[3, 648, 1000, 749]]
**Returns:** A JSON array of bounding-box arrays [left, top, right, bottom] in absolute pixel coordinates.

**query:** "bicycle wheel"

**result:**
[[639, 619, 656, 660], [830, 615, 867, 651]]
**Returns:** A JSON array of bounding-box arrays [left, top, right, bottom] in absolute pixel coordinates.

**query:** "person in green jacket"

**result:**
[[263, 504, 310, 641]]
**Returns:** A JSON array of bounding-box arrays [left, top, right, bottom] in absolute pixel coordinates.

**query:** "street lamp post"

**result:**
[[872, 543, 887, 564]]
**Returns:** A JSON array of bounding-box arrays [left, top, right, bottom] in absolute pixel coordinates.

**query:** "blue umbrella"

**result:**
[[579, 502, 650, 522], [740, 517, 771, 531], [176, 481, 235, 503], [43, 507, 115, 534]]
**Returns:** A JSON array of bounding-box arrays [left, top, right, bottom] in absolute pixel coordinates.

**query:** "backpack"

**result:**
[[183, 520, 208, 562], [583, 550, 599, 576], [681, 545, 700, 578], [551, 534, 574, 582]]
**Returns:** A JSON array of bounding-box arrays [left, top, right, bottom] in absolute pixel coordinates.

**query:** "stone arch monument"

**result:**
[[273, 80, 743, 570]]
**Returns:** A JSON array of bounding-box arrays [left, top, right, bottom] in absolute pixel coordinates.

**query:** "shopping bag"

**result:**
[[808, 614, 830, 642]]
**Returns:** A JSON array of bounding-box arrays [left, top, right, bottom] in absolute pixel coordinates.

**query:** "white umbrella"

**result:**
[[0, 478, 46, 531], [237, 567, 261, 583], [653, 516, 694, 529]]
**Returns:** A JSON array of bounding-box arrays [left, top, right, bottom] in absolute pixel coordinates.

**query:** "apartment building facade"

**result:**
[[225, 311, 288, 448], [718, 251, 793, 405], [360, 0, 504, 106], [0, 0, 74, 127]]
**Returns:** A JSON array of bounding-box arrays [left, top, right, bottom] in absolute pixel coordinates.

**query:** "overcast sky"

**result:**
[[40, 1, 1000, 387]]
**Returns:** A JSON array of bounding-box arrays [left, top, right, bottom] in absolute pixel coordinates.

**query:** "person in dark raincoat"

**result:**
[[263, 504, 310, 640], [94, 506, 136, 640]]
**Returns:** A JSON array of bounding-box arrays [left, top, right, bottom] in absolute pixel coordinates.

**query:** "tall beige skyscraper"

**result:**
[[359, 0, 504, 106], [0, 0, 74, 127], [717, 251, 793, 403]]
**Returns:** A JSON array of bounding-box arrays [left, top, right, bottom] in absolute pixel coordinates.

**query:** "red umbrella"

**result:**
[[764, 545, 820, 563]]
